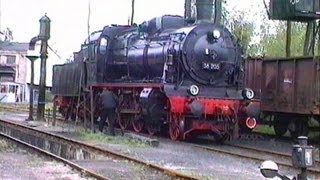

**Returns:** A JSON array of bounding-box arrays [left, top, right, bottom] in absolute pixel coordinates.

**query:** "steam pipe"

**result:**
[[29, 36, 40, 50]]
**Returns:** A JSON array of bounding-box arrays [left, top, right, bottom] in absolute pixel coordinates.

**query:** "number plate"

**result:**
[[202, 62, 220, 71]]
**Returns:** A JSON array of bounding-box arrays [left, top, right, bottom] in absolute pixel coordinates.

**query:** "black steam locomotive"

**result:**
[[52, 15, 257, 141]]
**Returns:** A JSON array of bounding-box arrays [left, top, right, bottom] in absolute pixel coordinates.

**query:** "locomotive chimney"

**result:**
[[185, 0, 192, 20], [195, 0, 214, 23]]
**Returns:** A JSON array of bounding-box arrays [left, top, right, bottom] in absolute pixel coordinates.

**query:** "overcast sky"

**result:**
[[1, 0, 187, 85], [1, 0, 185, 60], [0, 0, 264, 86]]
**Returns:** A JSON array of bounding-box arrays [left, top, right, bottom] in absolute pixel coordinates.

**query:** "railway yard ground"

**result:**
[[0, 138, 87, 180], [0, 107, 319, 179]]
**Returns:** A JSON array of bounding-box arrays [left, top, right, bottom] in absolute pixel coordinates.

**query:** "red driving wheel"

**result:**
[[118, 114, 131, 130], [169, 113, 185, 141], [132, 117, 144, 133]]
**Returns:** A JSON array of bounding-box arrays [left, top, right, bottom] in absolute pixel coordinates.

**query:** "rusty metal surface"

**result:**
[[244, 58, 262, 99], [245, 56, 320, 115]]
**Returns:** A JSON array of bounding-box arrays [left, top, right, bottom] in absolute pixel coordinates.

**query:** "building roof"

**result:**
[[0, 41, 29, 52], [0, 65, 15, 74]]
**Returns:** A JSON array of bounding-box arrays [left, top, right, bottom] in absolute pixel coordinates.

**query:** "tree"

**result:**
[[223, 2, 255, 54], [229, 15, 255, 53], [0, 28, 13, 42], [303, 21, 316, 56], [286, 21, 292, 57], [258, 22, 306, 57]]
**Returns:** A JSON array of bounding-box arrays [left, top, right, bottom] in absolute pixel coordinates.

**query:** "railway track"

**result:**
[[0, 118, 196, 180], [187, 140, 320, 174], [2, 105, 320, 177], [0, 132, 107, 180]]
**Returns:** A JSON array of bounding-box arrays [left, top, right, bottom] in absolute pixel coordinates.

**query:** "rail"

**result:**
[[2, 105, 319, 176], [0, 132, 108, 180], [0, 118, 197, 180]]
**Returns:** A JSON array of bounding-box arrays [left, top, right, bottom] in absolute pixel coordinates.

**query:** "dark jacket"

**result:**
[[100, 90, 118, 109]]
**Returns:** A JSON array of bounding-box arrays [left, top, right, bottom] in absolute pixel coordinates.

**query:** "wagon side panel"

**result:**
[[245, 58, 262, 99], [261, 60, 278, 111], [261, 57, 319, 115]]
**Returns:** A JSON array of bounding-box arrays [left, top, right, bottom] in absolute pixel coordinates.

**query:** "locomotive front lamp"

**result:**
[[242, 88, 255, 100], [99, 37, 108, 54], [213, 30, 221, 39], [100, 38, 108, 46], [189, 85, 200, 96], [38, 14, 51, 40], [207, 30, 221, 43]]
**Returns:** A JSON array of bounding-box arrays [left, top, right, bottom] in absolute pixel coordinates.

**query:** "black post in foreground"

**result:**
[[90, 86, 94, 132], [52, 96, 57, 126], [292, 136, 315, 180], [26, 55, 38, 121]]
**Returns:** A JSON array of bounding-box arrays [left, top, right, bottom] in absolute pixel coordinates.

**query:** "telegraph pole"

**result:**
[[286, 21, 292, 57], [131, 0, 135, 25], [0, 0, 2, 32]]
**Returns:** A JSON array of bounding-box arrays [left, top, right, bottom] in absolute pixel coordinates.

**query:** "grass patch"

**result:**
[[133, 164, 146, 173], [253, 125, 275, 135], [180, 170, 213, 180], [0, 139, 15, 152], [75, 131, 150, 148]]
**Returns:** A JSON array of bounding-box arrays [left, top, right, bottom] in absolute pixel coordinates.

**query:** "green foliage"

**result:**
[[0, 139, 15, 152], [76, 131, 150, 148], [253, 125, 276, 135], [223, 1, 257, 54], [258, 22, 306, 57], [223, 1, 311, 58], [231, 18, 255, 53], [45, 90, 53, 102]]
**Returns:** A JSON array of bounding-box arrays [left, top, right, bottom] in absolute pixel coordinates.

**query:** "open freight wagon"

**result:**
[[245, 56, 320, 137]]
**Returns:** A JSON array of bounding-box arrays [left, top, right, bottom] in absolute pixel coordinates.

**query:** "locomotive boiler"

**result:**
[[52, 15, 257, 141]]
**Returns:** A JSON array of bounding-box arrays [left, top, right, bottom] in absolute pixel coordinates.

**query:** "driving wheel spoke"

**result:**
[[169, 113, 184, 141], [132, 118, 144, 133]]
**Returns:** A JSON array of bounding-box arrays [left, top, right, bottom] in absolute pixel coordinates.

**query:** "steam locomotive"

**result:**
[[52, 15, 257, 141]]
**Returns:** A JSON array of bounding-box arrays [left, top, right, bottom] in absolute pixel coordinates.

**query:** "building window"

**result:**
[[0, 85, 7, 93], [6, 55, 16, 64], [0, 75, 14, 82]]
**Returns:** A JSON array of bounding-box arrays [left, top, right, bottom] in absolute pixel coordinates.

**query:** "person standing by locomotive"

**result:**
[[99, 89, 118, 136]]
